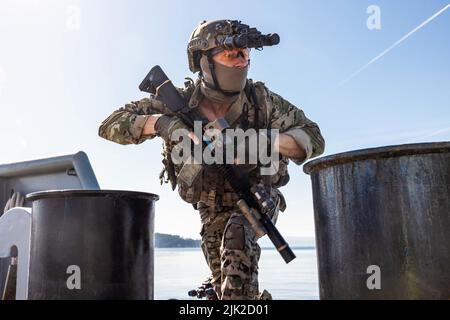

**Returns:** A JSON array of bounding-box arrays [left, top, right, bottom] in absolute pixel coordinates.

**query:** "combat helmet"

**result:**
[[188, 20, 236, 73], [187, 19, 280, 73]]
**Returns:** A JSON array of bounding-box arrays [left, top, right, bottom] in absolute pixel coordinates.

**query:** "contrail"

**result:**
[[405, 127, 450, 142], [340, 3, 450, 86]]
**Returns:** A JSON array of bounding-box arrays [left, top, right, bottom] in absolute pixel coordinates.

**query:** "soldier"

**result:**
[[98, 19, 325, 300]]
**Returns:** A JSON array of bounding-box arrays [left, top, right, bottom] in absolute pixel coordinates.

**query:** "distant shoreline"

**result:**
[[155, 233, 316, 249], [155, 233, 201, 248]]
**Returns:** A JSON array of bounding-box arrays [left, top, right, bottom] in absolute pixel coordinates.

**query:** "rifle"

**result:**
[[139, 65, 296, 263]]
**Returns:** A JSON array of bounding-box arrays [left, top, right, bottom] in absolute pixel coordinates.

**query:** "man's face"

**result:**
[[212, 48, 250, 68]]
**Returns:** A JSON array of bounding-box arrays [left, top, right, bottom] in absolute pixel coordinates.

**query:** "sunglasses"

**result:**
[[210, 47, 251, 61]]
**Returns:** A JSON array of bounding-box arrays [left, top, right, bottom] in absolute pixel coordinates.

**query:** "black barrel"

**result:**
[[26, 190, 158, 300], [304, 142, 450, 299]]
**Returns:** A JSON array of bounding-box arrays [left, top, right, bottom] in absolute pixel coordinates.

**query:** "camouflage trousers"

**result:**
[[198, 203, 261, 300]]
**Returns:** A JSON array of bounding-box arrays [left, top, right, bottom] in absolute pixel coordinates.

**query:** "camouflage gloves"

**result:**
[[154, 115, 190, 142]]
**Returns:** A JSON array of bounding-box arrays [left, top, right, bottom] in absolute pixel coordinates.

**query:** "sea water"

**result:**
[[155, 247, 319, 300]]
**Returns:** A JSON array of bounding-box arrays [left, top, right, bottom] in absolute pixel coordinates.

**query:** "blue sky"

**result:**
[[0, 0, 449, 239]]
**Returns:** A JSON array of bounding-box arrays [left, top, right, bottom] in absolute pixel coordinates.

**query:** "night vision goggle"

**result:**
[[221, 20, 280, 50]]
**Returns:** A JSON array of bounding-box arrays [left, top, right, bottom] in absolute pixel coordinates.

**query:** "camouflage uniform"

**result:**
[[98, 79, 325, 299]]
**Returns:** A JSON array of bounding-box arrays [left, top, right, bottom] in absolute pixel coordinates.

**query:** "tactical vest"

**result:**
[[158, 79, 290, 210]]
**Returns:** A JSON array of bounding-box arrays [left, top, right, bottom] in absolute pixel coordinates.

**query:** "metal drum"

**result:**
[[304, 142, 450, 299], [26, 190, 158, 300], [0, 151, 100, 296]]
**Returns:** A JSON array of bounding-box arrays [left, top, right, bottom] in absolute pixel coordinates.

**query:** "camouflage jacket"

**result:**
[[98, 79, 325, 209]]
